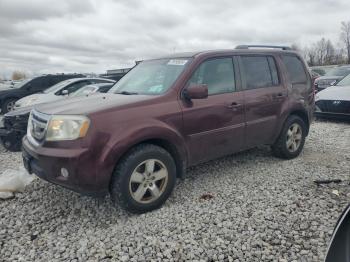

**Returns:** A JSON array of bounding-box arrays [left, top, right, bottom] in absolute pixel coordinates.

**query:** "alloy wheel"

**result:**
[[129, 159, 168, 204], [286, 123, 302, 153], [6, 101, 15, 112]]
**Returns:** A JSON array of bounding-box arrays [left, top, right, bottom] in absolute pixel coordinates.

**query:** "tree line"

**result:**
[[294, 21, 350, 67]]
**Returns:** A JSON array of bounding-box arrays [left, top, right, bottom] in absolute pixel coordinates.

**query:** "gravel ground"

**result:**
[[1, 120, 350, 261]]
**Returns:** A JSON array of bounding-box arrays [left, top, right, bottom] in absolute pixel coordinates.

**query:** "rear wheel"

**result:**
[[1, 99, 17, 113], [272, 115, 307, 159], [110, 144, 176, 213]]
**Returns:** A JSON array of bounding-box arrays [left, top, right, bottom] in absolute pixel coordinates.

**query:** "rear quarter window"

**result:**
[[281, 55, 308, 84]]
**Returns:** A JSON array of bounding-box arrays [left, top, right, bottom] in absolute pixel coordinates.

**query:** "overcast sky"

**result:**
[[0, 0, 349, 79]]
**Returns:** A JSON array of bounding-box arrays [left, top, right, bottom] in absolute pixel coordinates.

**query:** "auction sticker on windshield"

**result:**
[[167, 59, 188, 66]]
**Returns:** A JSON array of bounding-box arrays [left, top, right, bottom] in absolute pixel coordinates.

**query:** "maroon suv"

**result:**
[[22, 45, 314, 213]]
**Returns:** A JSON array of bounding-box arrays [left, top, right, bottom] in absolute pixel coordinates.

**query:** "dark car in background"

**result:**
[[0, 73, 85, 113], [22, 45, 314, 213], [314, 65, 350, 92], [315, 73, 350, 120]]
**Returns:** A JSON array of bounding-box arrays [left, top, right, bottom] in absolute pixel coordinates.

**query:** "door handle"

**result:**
[[273, 93, 286, 99], [227, 102, 242, 110]]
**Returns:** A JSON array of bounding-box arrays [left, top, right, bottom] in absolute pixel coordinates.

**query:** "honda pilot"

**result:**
[[22, 45, 314, 213]]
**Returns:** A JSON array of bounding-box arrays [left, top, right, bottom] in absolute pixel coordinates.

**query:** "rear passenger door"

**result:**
[[239, 55, 287, 148]]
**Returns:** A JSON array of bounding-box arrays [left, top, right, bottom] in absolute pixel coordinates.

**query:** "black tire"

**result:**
[[1, 98, 17, 114], [110, 144, 177, 213], [271, 115, 307, 159], [0, 135, 22, 152]]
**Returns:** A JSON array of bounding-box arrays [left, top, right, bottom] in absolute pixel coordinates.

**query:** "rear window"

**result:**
[[281, 55, 308, 84], [241, 56, 279, 89]]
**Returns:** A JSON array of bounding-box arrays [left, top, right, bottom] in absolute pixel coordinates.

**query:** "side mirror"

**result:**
[[61, 90, 69, 96], [184, 84, 208, 100]]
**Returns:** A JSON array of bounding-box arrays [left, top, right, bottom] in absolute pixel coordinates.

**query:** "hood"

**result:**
[[0, 85, 16, 91], [35, 93, 155, 115], [16, 93, 59, 107], [5, 105, 33, 117], [316, 85, 350, 101], [0, 87, 22, 96]]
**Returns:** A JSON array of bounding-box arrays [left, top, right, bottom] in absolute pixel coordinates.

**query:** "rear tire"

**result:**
[[110, 144, 176, 213], [271, 115, 307, 159]]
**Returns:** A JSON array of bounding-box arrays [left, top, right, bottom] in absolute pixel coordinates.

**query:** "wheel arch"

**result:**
[[102, 128, 188, 187], [289, 109, 310, 136]]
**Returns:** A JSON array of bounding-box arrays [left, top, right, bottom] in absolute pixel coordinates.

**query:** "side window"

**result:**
[[281, 55, 307, 84], [241, 56, 279, 89], [62, 81, 89, 94], [188, 58, 235, 95]]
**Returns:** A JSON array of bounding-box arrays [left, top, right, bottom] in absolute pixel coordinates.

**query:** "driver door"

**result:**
[[180, 57, 245, 165]]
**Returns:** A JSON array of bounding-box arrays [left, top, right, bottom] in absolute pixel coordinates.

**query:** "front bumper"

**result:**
[[22, 136, 109, 197], [314, 111, 350, 121]]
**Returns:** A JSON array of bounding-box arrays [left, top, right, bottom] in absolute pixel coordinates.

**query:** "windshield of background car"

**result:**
[[15, 78, 33, 88], [336, 74, 350, 86], [71, 85, 98, 97], [109, 58, 191, 95], [43, 79, 76, 94], [325, 67, 350, 77]]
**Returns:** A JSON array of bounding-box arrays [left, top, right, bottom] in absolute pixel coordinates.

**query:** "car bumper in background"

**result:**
[[314, 111, 350, 121]]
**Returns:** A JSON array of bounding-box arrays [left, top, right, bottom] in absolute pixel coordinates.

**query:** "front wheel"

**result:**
[[271, 115, 307, 159], [110, 144, 176, 213], [1, 98, 17, 113]]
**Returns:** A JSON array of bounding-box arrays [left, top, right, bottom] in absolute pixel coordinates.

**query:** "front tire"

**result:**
[[272, 115, 307, 159], [110, 144, 176, 213], [1, 98, 17, 113]]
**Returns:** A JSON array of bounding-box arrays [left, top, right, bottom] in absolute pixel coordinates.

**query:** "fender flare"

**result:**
[[97, 119, 189, 187]]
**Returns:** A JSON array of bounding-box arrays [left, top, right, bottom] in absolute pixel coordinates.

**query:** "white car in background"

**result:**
[[14, 78, 115, 109], [315, 74, 350, 120]]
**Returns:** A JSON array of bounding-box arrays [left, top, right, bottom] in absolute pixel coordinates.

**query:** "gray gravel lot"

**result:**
[[1, 120, 350, 261]]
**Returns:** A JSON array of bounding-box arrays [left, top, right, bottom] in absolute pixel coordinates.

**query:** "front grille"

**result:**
[[29, 110, 50, 142], [316, 100, 350, 113]]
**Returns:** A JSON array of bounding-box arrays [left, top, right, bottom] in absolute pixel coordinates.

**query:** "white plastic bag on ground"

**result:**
[[0, 168, 36, 199]]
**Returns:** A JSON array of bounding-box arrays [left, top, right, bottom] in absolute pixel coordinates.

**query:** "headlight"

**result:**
[[46, 115, 90, 141], [0, 117, 4, 128], [330, 80, 337, 86]]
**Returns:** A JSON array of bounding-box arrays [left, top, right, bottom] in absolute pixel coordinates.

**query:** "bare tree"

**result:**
[[12, 71, 26, 80], [340, 21, 350, 64]]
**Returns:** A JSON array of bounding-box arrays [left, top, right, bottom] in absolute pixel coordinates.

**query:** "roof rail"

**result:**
[[235, 45, 292, 51]]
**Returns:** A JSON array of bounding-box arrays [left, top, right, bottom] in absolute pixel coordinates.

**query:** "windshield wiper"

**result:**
[[115, 91, 138, 95]]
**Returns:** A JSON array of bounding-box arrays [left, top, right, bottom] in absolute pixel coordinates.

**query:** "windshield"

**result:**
[[71, 85, 98, 97], [43, 79, 76, 94], [109, 58, 191, 95], [336, 74, 350, 86], [325, 67, 350, 77], [15, 78, 33, 89]]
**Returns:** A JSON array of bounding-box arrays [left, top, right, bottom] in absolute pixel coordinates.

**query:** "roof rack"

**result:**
[[235, 45, 292, 51]]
